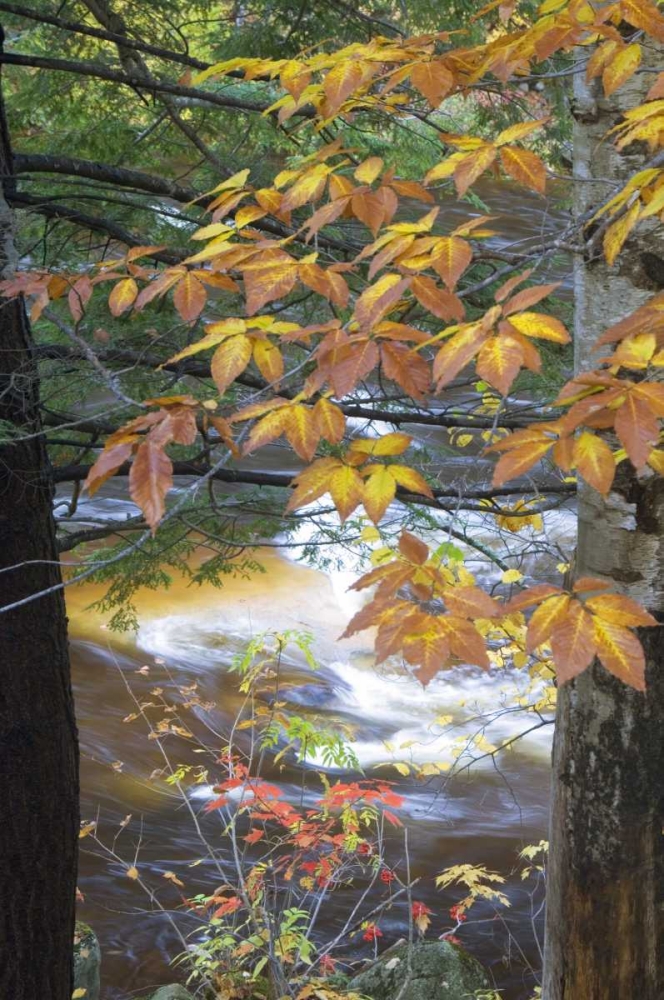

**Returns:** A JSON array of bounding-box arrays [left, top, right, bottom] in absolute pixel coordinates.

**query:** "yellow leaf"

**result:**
[[355, 156, 384, 184], [603, 42, 642, 97], [495, 118, 549, 146], [502, 569, 523, 583], [72, 990, 87, 998], [363, 466, 397, 523], [392, 762, 411, 776], [126, 866, 139, 880], [506, 312, 570, 343], [573, 431, 616, 494], [329, 464, 365, 522], [604, 201, 640, 266], [252, 338, 284, 384], [350, 432, 412, 456], [108, 277, 138, 317], [211, 334, 253, 394]]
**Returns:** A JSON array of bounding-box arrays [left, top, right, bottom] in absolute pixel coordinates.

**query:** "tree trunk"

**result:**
[[542, 42, 664, 1000], [0, 28, 79, 1000]]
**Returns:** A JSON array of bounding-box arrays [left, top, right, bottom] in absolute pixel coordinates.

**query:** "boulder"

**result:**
[[73, 921, 101, 1000], [348, 940, 490, 1000], [139, 987, 196, 1000]]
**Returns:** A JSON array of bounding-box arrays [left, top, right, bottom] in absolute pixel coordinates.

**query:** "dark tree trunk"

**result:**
[[542, 39, 664, 1000], [0, 29, 79, 1000]]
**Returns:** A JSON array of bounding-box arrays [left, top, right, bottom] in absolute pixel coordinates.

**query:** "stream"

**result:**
[[68, 179, 574, 999]]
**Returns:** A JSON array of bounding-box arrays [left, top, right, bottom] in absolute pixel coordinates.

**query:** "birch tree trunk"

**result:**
[[0, 28, 79, 999], [542, 42, 664, 1000]]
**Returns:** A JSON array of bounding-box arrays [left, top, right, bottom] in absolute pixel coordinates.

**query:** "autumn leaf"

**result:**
[[210, 334, 253, 394], [505, 312, 570, 343], [431, 237, 473, 289], [350, 432, 412, 456], [109, 277, 138, 316], [433, 324, 490, 387], [354, 273, 410, 329], [492, 438, 554, 487], [573, 432, 615, 494], [129, 438, 173, 532], [476, 334, 524, 395], [410, 62, 454, 106], [173, 272, 207, 322], [603, 43, 642, 97], [592, 617, 646, 690], [363, 465, 398, 523], [500, 147, 547, 194], [398, 530, 429, 565]]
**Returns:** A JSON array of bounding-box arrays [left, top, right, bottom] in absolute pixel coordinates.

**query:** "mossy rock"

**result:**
[[348, 940, 490, 1000], [73, 921, 101, 1000], [137, 987, 196, 1000]]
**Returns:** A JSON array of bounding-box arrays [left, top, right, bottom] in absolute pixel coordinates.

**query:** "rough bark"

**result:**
[[0, 28, 79, 1000], [542, 42, 664, 1000]]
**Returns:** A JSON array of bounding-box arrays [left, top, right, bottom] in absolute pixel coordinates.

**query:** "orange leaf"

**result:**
[[444, 585, 500, 618], [410, 61, 454, 107], [502, 283, 560, 316], [550, 601, 596, 684], [173, 272, 207, 323], [526, 594, 571, 651], [242, 253, 298, 315], [323, 59, 367, 114], [500, 147, 546, 194], [492, 439, 553, 486], [354, 273, 410, 329], [380, 341, 431, 402], [84, 441, 134, 496], [398, 530, 429, 565], [476, 334, 524, 395], [327, 338, 380, 396], [433, 325, 490, 387], [431, 237, 472, 289], [129, 438, 173, 532], [411, 275, 465, 321], [613, 392, 659, 469], [453, 146, 498, 197], [405, 630, 451, 684]]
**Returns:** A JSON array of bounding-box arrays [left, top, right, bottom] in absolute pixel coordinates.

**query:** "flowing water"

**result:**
[[68, 181, 574, 999]]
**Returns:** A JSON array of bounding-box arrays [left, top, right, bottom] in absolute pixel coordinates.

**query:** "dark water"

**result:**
[[71, 181, 573, 999]]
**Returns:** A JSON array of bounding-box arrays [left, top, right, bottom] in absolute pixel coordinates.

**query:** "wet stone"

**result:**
[[348, 940, 490, 1000]]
